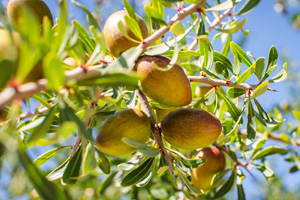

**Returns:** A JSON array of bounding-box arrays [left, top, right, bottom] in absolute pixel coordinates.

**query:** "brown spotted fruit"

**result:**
[[103, 10, 149, 57], [161, 108, 222, 150], [7, 0, 54, 30], [135, 55, 192, 107], [191, 147, 226, 191], [96, 109, 151, 156]]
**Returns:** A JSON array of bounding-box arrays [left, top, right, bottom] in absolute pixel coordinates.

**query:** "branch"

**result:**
[[0, 1, 207, 109], [238, 130, 300, 146], [188, 75, 277, 92], [137, 90, 177, 186]]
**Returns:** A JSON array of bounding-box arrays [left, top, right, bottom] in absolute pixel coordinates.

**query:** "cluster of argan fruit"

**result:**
[[1, 0, 226, 192]]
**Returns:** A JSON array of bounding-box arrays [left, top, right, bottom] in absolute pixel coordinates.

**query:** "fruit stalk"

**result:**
[[137, 90, 177, 186]]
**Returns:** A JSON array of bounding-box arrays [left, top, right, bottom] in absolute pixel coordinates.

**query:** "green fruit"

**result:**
[[195, 86, 213, 98], [191, 147, 226, 191], [135, 55, 192, 107], [153, 106, 179, 123], [103, 10, 149, 57], [96, 109, 151, 156], [161, 108, 222, 150], [0, 30, 43, 87], [7, 0, 54, 30], [63, 57, 79, 68]]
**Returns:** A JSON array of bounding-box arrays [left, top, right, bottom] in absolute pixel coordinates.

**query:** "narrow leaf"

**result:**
[[62, 145, 83, 184], [218, 91, 241, 122], [213, 169, 237, 199], [123, 0, 137, 21], [227, 88, 247, 98], [251, 81, 269, 99], [121, 158, 154, 186], [33, 146, 71, 167], [247, 100, 256, 140], [124, 15, 143, 41], [95, 148, 111, 174], [269, 62, 287, 83], [252, 146, 288, 160], [236, 0, 261, 15], [234, 65, 255, 84], [230, 42, 252, 67], [206, 0, 234, 11]]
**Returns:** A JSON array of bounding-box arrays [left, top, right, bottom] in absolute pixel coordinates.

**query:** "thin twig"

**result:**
[[238, 130, 300, 146], [188, 76, 277, 92], [137, 90, 177, 187]]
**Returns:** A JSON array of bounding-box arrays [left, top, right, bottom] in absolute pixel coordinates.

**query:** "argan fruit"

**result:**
[[195, 86, 213, 98], [0, 30, 43, 86], [191, 147, 226, 191], [103, 10, 149, 57], [161, 108, 222, 150], [152, 106, 179, 123], [63, 57, 79, 68], [7, 0, 54, 30], [96, 109, 151, 156], [135, 55, 192, 107]]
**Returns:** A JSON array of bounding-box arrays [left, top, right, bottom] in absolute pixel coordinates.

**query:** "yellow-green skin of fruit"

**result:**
[[136, 55, 192, 107], [161, 108, 222, 150], [7, 0, 54, 30], [96, 109, 151, 156], [103, 10, 149, 57], [154, 106, 179, 123], [195, 86, 213, 98], [0, 30, 43, 84], [191, 147, 226, 191]]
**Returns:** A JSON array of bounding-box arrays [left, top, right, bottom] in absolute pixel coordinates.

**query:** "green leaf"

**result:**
[[33, 146, 71, 167], [262, 46, 278, 81], [170, 21, 186, 35], [124, 15, 143, 41], [95, 148, 111, 174], [98, 171, 118, 194], [206, 0, 234, 11], [199, 35, 213, 69], [213, 51, 234, 74], [117, 21, 140, 43], [247, 100, 256, 140], [72, 1, 101, 33], [218, 91, 241, 122], [227, 88, 247, 98], [18, 141, 67, 200], [188, 158, 206, 168], [253, 57, 265, 81], [252, 146, 288, 160], [62, 145, 83, 184], [44, 53, 65, 90], [59, 102, 94, 142], [73, 20, 95, 54], [103, 47, 144, 74], [47, 159, 68, 181], [121, 158, 154, 186], [145, 5, 167, 26], [82, 143, 97, 175], [122, 137, 160, 157], [251, 81, 268, 99], [237, 179, 246, 200], [123, 0, 137, 21], [78, 73, 140, 89], [254, 99, 280, 125], [0, 60, 15, 91], [215, 61, 229, 79], [269, 62, 287, 83], [251, 164, 275, 181], [212, 169, 236, 199], [289, 166, 299, 173], [144, 19, 197, 55], [177, 170, 203, 194], [234, 65, 255, 84], [230, 42, 252, 68], [27, 105, 58, 146], [215, 18, 247, 34], [236, 0, 261, 15]]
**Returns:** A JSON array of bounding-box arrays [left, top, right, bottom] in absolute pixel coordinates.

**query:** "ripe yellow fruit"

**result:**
[[135, 56, 192, 107], [103, 10, 149, 57], [161, 108, 222, 150], [7, 0, 54, 30], [96, 109, 151, 156], [191, 147, 226, 191]]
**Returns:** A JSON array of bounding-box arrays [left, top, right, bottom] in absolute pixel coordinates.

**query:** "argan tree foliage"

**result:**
[[0, 0, 299, 199]]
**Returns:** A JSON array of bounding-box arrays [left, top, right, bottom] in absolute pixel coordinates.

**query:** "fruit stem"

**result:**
[[137, 90, 177, 187]]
